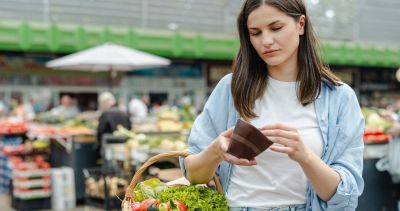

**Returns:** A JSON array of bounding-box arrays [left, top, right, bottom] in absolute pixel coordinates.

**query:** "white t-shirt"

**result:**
[[226, 76, 324, 208], [129, 98, 148, 122]]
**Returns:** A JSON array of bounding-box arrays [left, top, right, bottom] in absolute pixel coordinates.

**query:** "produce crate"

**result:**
[[13, 177, 51, 189], [11, 159, 51, 180], [0, 134, 24, 193], [9, 157, 52, 203], [11, 196, 51, 211], [83, 167, 131, 210], [0, 120, 28, 135], [13, 168, 51, 179], [13, 187, 51, 199], [10, 179, 51, 211]]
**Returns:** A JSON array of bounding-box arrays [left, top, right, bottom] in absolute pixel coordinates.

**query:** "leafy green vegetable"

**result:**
[[134, 178, 168, 201], [158, 185, 228, 211], [134, 185, 145, 202], [143, 178, 163, 188]]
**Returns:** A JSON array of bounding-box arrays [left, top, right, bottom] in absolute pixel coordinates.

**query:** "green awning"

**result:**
[[0, 20, 399, 67]]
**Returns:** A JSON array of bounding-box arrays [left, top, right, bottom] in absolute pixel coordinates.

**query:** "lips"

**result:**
[[262, 49, 279, 56]]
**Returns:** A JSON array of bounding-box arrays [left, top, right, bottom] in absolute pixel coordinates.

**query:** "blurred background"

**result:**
[[0, 0, 399, 210]]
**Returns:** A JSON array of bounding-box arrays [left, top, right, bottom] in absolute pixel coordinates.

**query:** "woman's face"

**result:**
[[247, 4, 305, 68]]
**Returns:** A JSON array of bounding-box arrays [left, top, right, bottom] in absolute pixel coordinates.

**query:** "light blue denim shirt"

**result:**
[[180, 74, 364, 211]]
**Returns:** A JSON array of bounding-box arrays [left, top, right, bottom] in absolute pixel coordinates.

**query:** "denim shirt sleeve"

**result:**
[[179, 74, 232, 177], [318, 85, 365, 210]]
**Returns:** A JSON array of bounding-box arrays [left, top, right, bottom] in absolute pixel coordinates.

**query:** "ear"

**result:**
[[298, 15, 306, 35]]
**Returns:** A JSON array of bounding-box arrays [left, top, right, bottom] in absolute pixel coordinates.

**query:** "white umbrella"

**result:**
[[46, 42, 171, 86]]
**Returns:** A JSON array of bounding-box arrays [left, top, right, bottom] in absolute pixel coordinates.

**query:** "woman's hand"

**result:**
[[260, 123, 312, 164], [260, 123, 341, 201], [212, 128, 257, 166]]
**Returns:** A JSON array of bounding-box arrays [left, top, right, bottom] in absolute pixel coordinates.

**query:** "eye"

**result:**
[[271, 26, 283, 31], [249, 31, 261, 36]]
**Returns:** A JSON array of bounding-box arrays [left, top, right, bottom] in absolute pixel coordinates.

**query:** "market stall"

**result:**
[[358, 107, 400, 210]]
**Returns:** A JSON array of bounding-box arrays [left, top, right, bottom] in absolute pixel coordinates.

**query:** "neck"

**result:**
[[267, 49, 299, 82]]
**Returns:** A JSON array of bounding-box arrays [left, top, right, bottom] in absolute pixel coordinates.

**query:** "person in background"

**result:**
[[50, 94, 79, 118], [386, 97, 400, 136], [128, 95, 148, 123], [97, 92, 131, 158], [182, 0, 364, 210], [393, 97, 400, 122], [10, 96, 35, 121], [0, 97, 8, 117]]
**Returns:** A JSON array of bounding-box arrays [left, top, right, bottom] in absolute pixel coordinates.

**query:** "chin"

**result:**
[[263, 57, 284, 67]]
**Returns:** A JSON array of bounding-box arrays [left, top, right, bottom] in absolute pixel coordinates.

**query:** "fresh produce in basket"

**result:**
[[122, 151, 227, 211], [129, 198, 187, 211], [128, 178, 227, 211]]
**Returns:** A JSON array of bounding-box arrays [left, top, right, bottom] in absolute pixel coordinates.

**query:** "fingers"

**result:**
[[219, 128, 235, 152], [219, 127, 258, 166], [215, 131, 256, 166], [223, 153, 257, 166], [267, 136, 295, 147], [270, 145, 295, 154], [261, 129, 299, 141], [259, 123, 297, 131]]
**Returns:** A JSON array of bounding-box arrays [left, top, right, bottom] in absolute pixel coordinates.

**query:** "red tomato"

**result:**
[[174, 201, 186, 211], [364, 133, 390, 144], [167, 200, 187, 211], [140, 198, 160, 211], [34, 156, 45, 164]]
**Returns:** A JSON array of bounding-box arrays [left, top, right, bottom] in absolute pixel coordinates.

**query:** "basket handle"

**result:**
[[124, 151, 223, 201]]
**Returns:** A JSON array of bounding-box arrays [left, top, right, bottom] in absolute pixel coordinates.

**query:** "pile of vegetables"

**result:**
[[114, 125, 188, 151], [125, 178, 228, 211], [361, 107, 393, 143], [361, 107, 393, 132]]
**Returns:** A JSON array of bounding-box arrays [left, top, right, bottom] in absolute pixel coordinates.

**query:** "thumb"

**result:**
[[221, 127, 234, 138]]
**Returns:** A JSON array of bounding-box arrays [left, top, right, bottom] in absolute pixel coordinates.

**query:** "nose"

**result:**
[[261, 32, 274, 47]]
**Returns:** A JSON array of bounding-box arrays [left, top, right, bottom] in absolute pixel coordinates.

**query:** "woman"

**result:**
[[181, 0, 364, 210]]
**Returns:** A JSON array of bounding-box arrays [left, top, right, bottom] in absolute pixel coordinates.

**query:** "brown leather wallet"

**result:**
[[227, 119, 273, 160]]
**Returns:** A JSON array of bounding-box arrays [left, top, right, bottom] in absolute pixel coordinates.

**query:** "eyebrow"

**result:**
[[248, 20, 281, 30]]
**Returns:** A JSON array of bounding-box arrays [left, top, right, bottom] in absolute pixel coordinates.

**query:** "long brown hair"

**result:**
[[231, 0, 341, 121]]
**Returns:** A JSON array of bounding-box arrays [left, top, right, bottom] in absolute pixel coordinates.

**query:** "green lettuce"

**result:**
[[158, 185, 228, 211]]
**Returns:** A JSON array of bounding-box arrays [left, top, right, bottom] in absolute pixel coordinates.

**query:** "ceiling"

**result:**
[[0, 0, 398, 45]]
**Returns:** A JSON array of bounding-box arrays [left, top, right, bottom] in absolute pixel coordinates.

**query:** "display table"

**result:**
[[357, 143, 400, 211], [50, 134, 98, 201]]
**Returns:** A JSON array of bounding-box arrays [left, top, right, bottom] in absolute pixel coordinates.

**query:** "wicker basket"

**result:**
[[121, 151, 222, 210]]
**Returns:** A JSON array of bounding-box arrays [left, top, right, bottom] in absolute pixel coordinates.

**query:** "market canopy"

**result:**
[[46, 42, 171, 71]]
